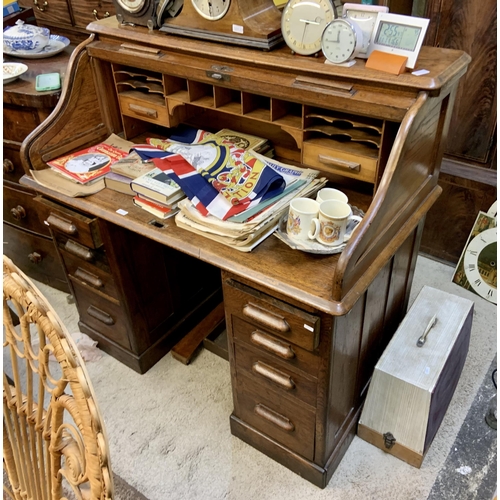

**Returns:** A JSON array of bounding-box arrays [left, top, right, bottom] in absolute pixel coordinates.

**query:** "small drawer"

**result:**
[[3, 185, 50, 236], [235, 370, 316, 461], [302, 141, 377, 184], [234, 340, 317, 408], [119, 94, 170, 126], [224, 279, 320, 352], [71, 280, 131, 350], [232, 316, 320, 378], [61, 247, 118, 300], [36, 197, 103, 249]]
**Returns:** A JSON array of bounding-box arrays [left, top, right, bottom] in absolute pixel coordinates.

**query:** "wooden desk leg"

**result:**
[[171, 302, 226, 365]]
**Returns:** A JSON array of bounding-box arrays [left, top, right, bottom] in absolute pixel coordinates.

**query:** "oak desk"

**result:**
[[20, 18, 469, 488]]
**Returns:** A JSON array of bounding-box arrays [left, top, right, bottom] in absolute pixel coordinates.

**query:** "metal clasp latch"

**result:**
[[383, 432, 396, 449]]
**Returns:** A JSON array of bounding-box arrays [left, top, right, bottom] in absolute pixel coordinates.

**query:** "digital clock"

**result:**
[[367, 13, 430, 69]]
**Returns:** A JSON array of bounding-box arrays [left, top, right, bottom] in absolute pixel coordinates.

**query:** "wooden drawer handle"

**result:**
[[64, 240, 94, 262], [75, 267, 103, 288], [87, 305, 114, 326], [254, 404, 295, 432], [250, 331, 295, 360], [46, 214, 77, 235], [3, 159, 15, 173], [252, 361, 295, 390], [128, 103, 158, 119], [10, 205, 26, 221], [318, 154, 361, 172], [242, 303, 290, 333]]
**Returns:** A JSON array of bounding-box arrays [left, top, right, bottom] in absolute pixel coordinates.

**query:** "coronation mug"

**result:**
[[287, 197, 320, 240], [316, 187, 348, 205]]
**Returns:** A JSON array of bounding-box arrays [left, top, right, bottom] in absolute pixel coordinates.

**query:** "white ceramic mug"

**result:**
[[316, 187, 348, 205], [308, 200, 362, 246], [287, 197, 320, 240]]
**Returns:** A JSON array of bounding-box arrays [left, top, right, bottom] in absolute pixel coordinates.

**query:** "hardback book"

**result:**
[[47, 141, 129, 184], [214, 129, 269, 152], [133, 195, 179, 220], [130, 167, 185, 205], [104, 172, 134, 195], [110, 150, 155, 179]]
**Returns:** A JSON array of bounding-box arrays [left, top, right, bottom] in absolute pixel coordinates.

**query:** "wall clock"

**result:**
[[113, 0, 161, 29], [452, 210, 497, 305], [321, 18, 363, 65], [160, 0, 282, 49], [281, 0, 336, 56], [342, 3, 388, 58]]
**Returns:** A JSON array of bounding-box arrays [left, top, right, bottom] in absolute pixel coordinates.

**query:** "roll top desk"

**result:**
[[20, 17, 469, 487]]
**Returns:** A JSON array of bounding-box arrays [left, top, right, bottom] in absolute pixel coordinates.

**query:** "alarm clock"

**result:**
[[281, 0, 336, 56], [321, 18, 363, 65], [113, 0, 161, 29]]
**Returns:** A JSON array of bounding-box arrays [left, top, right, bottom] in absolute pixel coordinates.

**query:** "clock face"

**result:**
[[343, 4, 388, 56], [191, 0, 230, 20], [281, 0, 335, 56], [463, 227, 497, 304], [116, 0, 146, 13], [321, 19, 362, 64]]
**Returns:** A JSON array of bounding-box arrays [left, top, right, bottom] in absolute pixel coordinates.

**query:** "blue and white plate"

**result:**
[[3, 34, 70, 59]]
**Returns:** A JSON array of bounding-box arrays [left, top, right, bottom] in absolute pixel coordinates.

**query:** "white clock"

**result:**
[[281, 0, 335, 56], [191, 0, 230, 20], [116, 0, 146, 13], [321, 18, 363, 64], [342, 3, 388, 58], [463, 227, 497, 304]]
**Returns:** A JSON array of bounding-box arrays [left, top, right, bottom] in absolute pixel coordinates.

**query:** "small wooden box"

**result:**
[[357, 286, 474, 467]]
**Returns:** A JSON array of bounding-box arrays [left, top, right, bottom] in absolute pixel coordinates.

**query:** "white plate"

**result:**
[[3, 62, 28, 84], [3, 34, 70, 59], [274, 206, 364, 254]]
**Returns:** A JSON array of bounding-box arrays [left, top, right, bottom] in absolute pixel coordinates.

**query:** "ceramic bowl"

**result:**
[[3, 62, 28, 84], [3, 20, 50, 53]]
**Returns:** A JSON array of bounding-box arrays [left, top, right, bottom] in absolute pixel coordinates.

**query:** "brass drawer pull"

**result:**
[[64, 240, 94, 262], [250, 331, 295, 359], [252, 361, 295, 390], [28, 252, 42, 264], [128, 103, 158, 118], [3, 159, 15, 173], [46, 214, 77, 235], [10, 205, 26, 221], [243, 303, 290, 333], [87, 305, 114, 326], [34, 0, 48, 11], [93, 9, 110, 20], [254, 404, 295, 432], [75, 267, 103, 288], [318, 154, 361, 171]]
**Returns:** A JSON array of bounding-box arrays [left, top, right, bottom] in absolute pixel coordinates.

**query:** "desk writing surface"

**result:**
[[21, 175, 371, 314]]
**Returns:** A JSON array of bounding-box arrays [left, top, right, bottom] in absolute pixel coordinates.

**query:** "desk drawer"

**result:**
[[224, 279, 320, 352], [234, 340, 317, 408], [4, 184, 50, 236], [71, 280, 131, 350], [302, 141, 377, 184], [119, 93, 170, 126], [36, 197, 103, 249], [232, 316, 319, 378], [235, 370, 316, 461]]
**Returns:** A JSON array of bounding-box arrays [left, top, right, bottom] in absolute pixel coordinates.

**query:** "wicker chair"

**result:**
[[3, 255, 113, 500]]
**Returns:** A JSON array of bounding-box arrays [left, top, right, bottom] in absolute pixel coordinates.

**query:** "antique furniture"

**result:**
[[3, 255, 113, 499], [358, 285, 474, 468], [3, 46, 73, 293], [19, 18, 469, 487]]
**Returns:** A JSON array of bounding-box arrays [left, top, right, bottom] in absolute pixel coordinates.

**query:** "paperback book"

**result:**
[[104, 172, 135, 195], [110, 150, 155, 179], [47, 141, 129, 184], [133, 195, 179, 220]]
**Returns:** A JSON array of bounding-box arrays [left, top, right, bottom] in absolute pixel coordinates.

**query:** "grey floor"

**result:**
[[24, 255, 498, 500]]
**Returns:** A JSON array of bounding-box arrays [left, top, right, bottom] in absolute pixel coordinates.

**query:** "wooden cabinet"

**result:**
[[20, 19, 468, 487], [3, 47, 73, 292]]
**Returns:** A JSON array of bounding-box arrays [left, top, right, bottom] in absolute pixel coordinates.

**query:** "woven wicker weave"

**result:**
[[3, 255, 113, 500]]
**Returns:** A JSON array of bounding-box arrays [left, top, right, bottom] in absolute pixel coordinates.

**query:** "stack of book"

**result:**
[[104, 150, 154, 195]]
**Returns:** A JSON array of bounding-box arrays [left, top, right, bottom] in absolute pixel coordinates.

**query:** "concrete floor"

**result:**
[[26, 255, 497, 500]]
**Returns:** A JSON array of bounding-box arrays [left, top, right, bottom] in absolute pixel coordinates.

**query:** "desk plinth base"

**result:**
[[230, 411, 359, 488]]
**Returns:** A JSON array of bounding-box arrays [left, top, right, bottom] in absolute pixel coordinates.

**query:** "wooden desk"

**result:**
[[19, 18, 469, 488]]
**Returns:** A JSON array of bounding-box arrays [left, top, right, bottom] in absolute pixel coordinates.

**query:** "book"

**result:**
[[110, 150, 155, 179], [214, 129, 269, 152], [47, 140, 129, 184], [130, 167, 185, 205], [133, 195, 179, 220], [104, 172, 134, 196]]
